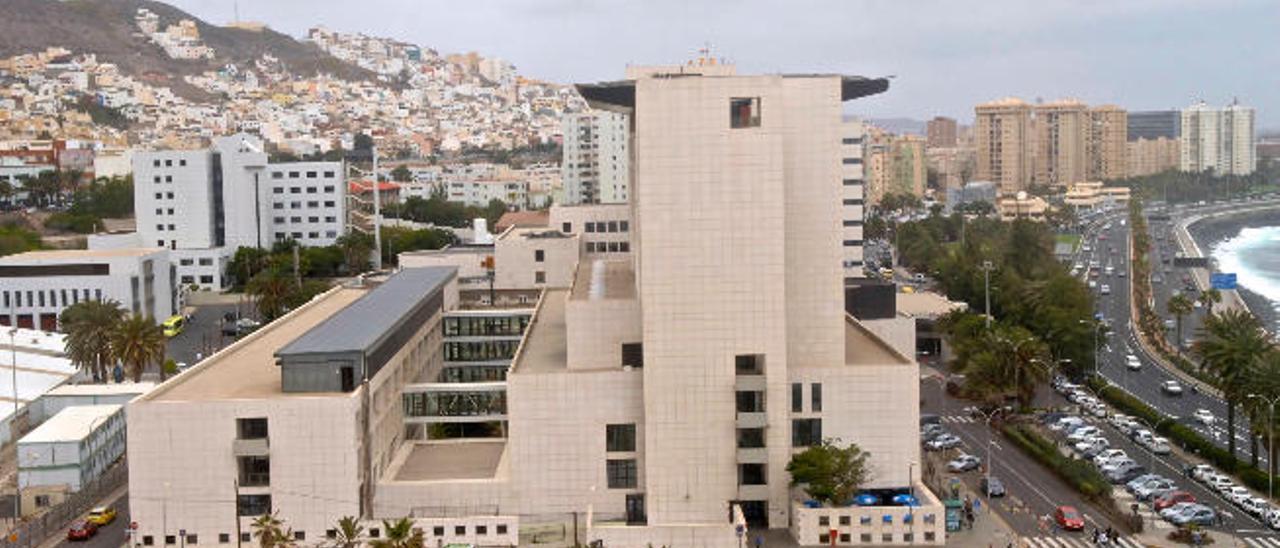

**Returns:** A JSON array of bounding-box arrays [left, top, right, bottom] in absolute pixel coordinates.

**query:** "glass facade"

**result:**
[[440, 365, 508, 383], [443, 315, 531, 337], [403, 390, 507, 418], [443, 340, 521, 362]]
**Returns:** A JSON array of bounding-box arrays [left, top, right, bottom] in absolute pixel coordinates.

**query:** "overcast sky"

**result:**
[[167, 0, 1280, 129]]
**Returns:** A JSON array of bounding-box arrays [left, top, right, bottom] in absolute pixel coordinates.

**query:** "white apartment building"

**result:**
[[444, 178, 527, 208], [131, 134, 345, 290], [0, 248, 174, 331], [1180, 100, 1256, 176], [124, 65, 936, 548], [561, 110, 630, 204], [841, 118, 866, 279]]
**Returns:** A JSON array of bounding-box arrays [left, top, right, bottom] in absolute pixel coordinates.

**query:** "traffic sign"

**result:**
[[1210, 272, 1238, 290]]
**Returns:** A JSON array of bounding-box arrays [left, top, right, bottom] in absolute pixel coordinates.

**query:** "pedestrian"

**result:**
[[754, 534, 763, 548], [974, 499, 982, 515]]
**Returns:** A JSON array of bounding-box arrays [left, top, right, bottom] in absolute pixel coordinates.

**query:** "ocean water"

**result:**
[[1210, 226, 1280, 326]]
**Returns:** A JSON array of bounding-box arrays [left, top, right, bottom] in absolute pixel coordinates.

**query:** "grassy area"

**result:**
[[1055, 233, 1082, 250]]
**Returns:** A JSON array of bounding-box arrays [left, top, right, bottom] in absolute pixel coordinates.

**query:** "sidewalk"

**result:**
[[938, 481, 1020, 548]]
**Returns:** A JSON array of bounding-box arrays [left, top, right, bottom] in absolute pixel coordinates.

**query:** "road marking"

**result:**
[[1244, 538, 1274, 548]]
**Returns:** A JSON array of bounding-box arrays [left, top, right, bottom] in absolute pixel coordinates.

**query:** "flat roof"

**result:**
[[391, 440, 506, 481], [497, 227, 572, 242], [511, 290, 568, 373], [150, 286, 367, 401], [0, 247, 163, 263], [570, 259, 636, 301], [20, 404, 120, 444], [843, 315, 913, 367], [895, 292, 967, 319], [577, 74, 889, 110], [43, 382, 156, 397], [277, 267, 456, 358]]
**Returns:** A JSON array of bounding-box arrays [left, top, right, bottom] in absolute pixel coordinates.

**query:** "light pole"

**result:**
[[1079, 319, 1103, 380], [980, 261, 996, 328], [1248, 393, 1279, 500], [973, 407, 1001, 484], [8, 325, 18, 522]]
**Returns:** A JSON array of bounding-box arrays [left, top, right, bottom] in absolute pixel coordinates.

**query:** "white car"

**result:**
[[1193, 409, 1215, 425], [1093, 448, 1128, 467], [1144, 436, 1172, 455], [1135, 478, 1177, 501], [1241, 497, 1272, 518], [1052, 417, 1085, 432], [1068, 426, 1101, 442], [1267, 507, 1280, 530], [1101, 458, 1138, 475], [1209, 477, 1236, 495], [1088, 279, 1098, 289], [1100, 284, 1111, 295], [1125, 355, 1142, 371], [1227, 486, 1253, 506], [1191, 464, 1216, 482], [1074, 436, 1110, 455]]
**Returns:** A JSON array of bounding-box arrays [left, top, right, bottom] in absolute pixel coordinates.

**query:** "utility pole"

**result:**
[[980, 260, 996, 327], [234, 479, 242, 548], [371, 144, 383, 271], [292, 243, 301, 290], [1248, 394, 1278, 500]]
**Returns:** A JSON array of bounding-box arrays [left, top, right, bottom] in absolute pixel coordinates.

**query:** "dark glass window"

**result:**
[[606, 424, 636, 452]]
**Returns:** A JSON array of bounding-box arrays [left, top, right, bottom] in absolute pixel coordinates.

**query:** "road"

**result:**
[[165, 302, 246, 369], [1070, 201, 1272, 465], [52, 491, 128, 548]]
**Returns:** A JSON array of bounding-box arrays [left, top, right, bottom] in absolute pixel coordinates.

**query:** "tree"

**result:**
[[369, 518, 423, 548], [247, 269, 295, 321], [337, 232, 375, 274], [1199, 288, 1223, 315], [786, 439, 872, 506], [1167, 293, 1194, 349], [959, 323, 1051, 407], [251, 512, 294, 548], [331, 516, 364, 548], [1193, 309, 1271, 464], [59, 300, 125, 382], [111, 315, 167, 382], [389, 165, 413, 183]]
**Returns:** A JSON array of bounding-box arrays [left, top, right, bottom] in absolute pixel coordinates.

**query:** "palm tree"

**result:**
[[368, 518, 422, 548], [1167, 293, 1194, 350], [1248, 351, 1280, 474], [961, 323, 1051, 408], [247, 269, 294, 321], [251, 512, 294, 548], [59, 300, 124, 382], [331, 516, 364, 548], [1199, 288, 1223, 316], [110, 314, 167, 382], [1193, 309, 1271, 463]]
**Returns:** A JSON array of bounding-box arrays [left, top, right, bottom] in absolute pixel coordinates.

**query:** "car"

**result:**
[[1160, 502, 1199, 521], [981, 476, 1006, 497], [1268, 507, 1280, 530], [1125, 355, 1142, 371], [1106, 463, 1147, 484], [1134, 478, 1177, 501], [1161, 380, 1184, 396], [1093, 449, 1128, 468], [1208, 476, 1235, 495], [1193, 409, 1215, 425], [1118, 269, 1127, 278], [1170, 505, 1216, 527], [1126, 473, 1161, 492], [1074, 436, 1110, 456], [67, 521, 98, 541], [1190, 464, 1216, 482], [926, 434, 963, 451], [1067, 426, 1101, 443], [1088, 279, 1097, 289], [1163, 319, 1176, 330], [1227, 486, 1253, 506], [1154, 491, 1196, 512], [921, 423, 946, 440], [161, 315, 186, 337], [1144, 436, 1172, 455], [1241, 497, 1272, 518], [1107, 413, 1131, 429], [1052, 417, 1085, 432], [1054, 506, 1085, 531], [87, 506, 116, 526], [947, 454, 982, 473]]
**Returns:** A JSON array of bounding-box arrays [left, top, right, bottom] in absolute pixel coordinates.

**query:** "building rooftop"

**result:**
[[895, 292, 967, 319], [43, 382, 156, 397], [494, 210, 549, 233], [277, 267, 456, 359], [577, 74, 889, 110], [497, 227, 571, 242], [20, 404, 120, 444], [843, 315, 913, 367], [0, 247, 164, 263], [389, 440, 507, 482], [150, 286, 367, 402], [511, 289, 567, 374], [570, 259, 636, 301]]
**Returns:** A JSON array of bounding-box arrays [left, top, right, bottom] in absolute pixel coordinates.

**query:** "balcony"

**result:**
[[736, 447, 768, 463], [232, 438, 269, 457], [736, 412, 767, 429], [735, 375, 766, 392]]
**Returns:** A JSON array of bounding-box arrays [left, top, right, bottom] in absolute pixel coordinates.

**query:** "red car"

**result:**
[[67, 520, 98, 541], [1054, 506, 1085, 531], [1154, 490, 1196, 512]]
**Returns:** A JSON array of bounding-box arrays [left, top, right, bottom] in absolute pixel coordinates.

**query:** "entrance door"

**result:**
[[625, 494, 646, 525], [340, 367, 355, 392], [736, 500, 768, 528]]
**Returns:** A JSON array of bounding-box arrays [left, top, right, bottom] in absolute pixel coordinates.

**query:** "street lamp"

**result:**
[[1248, 393, 1279, 500], [1079, 319, 1104, 380], [971, 407, 1001, 485], [980, 261, 996, 328], [8, 325, 19, 522]]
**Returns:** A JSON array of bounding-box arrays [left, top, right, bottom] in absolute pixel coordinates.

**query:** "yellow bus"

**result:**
[[162, 315, 185, 337]]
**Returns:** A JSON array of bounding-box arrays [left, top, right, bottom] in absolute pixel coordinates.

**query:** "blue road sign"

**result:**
[[1210, 273, 1237, 290]]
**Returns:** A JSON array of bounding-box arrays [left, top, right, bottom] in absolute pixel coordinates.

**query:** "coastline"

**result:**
[[1186, 207, 1280, 331]]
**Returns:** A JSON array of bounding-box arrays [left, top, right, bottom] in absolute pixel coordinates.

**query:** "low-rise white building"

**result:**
[[0, 247, 175, 331], [18, 404, 126, 514]]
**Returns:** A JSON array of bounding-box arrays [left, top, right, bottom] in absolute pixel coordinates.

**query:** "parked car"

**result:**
[[1134, 478, 1177, 501], [921, 423, 946, 441], [926, 434, 963, 451], [947, 454, 982, 473], [1052, 417, 1085, 432], [1162, 380, 1184, 395], [1170, 505, 1216, 527], [1267, 507, 1280, 530], [1227, 486, 1253, 506], [1208, 476, 1235, 495], [67, 521, 98, 541], [1190, 464, 1216, 482], [981, 476, 1006, 498], [1241, 497, 1272, 518], [1093, 449, 1128, 468], [1054, 506, 1085, 531], [1153, 491, 1196, 512], [1193, 409, 1215, 425], [1106, 462, 1147, 484], [1160, 502, 1199, 521], [1074, 436, 1110, 456], [1126, 473, 1161, 493], [1067, 426, 1101, 443], [1143, 436, 1172, 455]]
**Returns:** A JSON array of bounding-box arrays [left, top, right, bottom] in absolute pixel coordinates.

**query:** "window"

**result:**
[[607, 221, 618, 232], [619, 242, 630, 252], [143, 537, 155, 546], [818, 534, 830, 544], [289, 172, 299, 178], [240, 533, 251, 543], [165, 536, 176, 545], [738, 463, 766, 485], [165, 175, 172, 183], [157, 224, 165, 231], [180, 159, 187, 166], [882, 533, 893, 543], [293, 532, 304, 541], [166, 192, 173, 199], [607, 459, 637, 488], [35, 495, 50, 507], [843, 178, 862, 186], [167, 209, 174, 215], [307, 187, 317, 194], [735, 354, 763, 375], [812, 383, 822, 412], [308, 232, 319, 239], [861, 534, 872, 543], [198, 258, 213, 266], [535, 249, 544, 262], [842, 220, 863, 227], [842, 198, 864, 206], [181, 275, 194, 284], [167, 224, 175, 231], [219, 534, 230, 543], [562, 222, 572, 233], [621, 342, 643, 368], [326, 231, 337, 238], [737, 428, 764, 448], [307, 201, 318, 208], [272, 172, 283, 179], [842, 137, 862, 145], [237, 494, 271, 516], [619, 221, 629, 232], [793, 418, 822, 447], [187, 535, 198, 545], [237, 418, 268, 439], [736, 391, 764, 413], [290, 202, 301, 209], [840, 533, 851, 543], [585, 222, 596, 233], [842, 240, 864, 247], [607, 242, 619, 252], [274, 217, 285, 224], [291, 232, 302, 239], [155, 192, 163, 199], [273, 203, 284, 210], [324, 201, 335, 207], [497, 525, 507, 535], [730, 97, 762, 128], [291, 217, 302, 223], [534, 271, 545, 284], [368, 529, 379, 539], [273, 187, 284, 194], [290, 187, 301, 194], [925, 532, 936, 542], [606, 424, 636, 452], [306, 171, 317, 179], [154, 176, 161, 183], [432, 527, 444, 537], [791, 383, 803, 412], [454, 526, 465, 536], [818, 516, 829, 527], [308, 216, 319, 223], [165, 160, 173, 167], [476, 525, 487, 535], [842, 157, 862, 165], [585, 242, 595, 253], [839, 515, 851, 526], [153, 160, 160, 167], [238, 456, 270, 486]]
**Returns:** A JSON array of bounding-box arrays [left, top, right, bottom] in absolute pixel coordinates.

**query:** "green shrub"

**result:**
[[1002, 424, 1112, 502], [45, 212, 101, 234]]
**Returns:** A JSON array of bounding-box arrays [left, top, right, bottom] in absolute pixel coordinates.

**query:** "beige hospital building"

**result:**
[[126, 63, 940, 548]]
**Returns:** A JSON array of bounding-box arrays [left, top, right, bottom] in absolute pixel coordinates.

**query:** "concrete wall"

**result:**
[[565, 296, 641, 371], [548, 204, 632, 258], [494, 231, 578, 290]]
